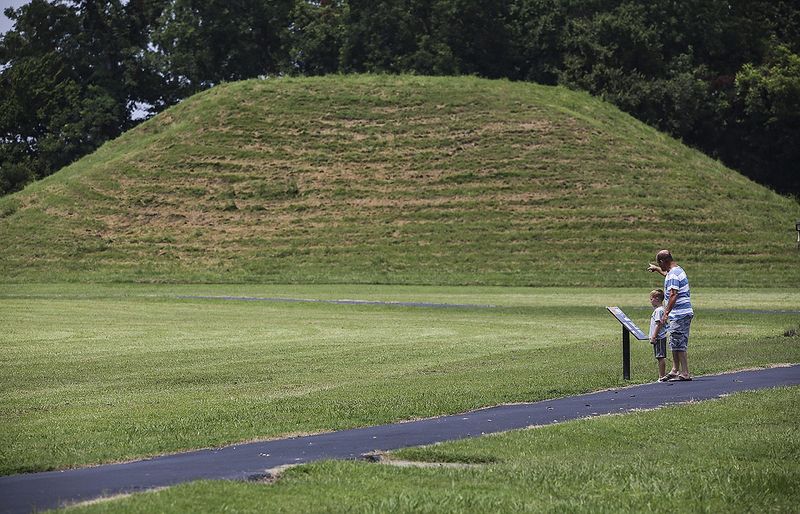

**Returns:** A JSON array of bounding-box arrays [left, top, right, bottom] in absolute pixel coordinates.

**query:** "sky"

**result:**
[[1, 0, 30, 35]]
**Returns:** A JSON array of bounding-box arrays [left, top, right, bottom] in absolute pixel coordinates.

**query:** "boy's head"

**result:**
[[650, 289, 664, 307]]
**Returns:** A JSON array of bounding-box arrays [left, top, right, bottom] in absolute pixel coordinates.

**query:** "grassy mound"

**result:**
[[0, 75, 797, 285]]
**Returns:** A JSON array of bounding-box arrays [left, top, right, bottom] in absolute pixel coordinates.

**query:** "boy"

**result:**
[[648, 289, 669, 381]]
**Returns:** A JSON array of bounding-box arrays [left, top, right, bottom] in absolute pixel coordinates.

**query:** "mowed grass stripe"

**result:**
[[175, 295, 496, 308], [2, 284, 799, 310]]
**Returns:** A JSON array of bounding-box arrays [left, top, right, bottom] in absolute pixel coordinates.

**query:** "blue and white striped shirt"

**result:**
[[664, 266, 693, 320]]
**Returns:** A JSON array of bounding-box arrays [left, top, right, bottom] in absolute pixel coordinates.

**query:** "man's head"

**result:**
[[656, 249, 673, 272]]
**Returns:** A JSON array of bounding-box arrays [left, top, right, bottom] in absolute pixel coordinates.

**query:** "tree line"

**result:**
[[2, 0, 798, 196]]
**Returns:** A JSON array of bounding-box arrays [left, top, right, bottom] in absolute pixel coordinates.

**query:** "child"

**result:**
[[648, 289, 669, 381]]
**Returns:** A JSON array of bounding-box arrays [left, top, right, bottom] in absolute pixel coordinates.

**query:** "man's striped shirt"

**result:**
[[664, 266, 693, 320]]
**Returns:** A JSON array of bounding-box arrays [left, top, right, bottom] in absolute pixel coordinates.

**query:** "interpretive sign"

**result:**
[[606, 306, 648, 380], [606, 307, 648, 340]]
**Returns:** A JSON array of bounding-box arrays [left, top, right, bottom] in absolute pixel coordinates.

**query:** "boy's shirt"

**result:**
[[650, 306, 668, 339]]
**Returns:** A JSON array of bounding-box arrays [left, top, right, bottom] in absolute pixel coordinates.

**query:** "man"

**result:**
[[647, 250, 693, 381]]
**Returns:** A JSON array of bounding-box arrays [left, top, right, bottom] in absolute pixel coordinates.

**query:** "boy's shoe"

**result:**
[[657, 376, 670, 382]]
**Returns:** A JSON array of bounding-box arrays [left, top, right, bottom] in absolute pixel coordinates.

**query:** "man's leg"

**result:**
[[677, 316, 692, 378], [671, 351, 681, 374], [678, 351, 689, 378]]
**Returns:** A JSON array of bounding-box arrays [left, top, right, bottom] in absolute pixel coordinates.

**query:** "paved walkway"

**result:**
[[2, 365, 798, 514]]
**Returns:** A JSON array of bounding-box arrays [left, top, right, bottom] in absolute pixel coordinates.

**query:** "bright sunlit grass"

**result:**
[[2, 284, 798, 476]]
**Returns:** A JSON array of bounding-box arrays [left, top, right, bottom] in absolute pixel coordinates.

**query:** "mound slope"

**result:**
[[0, 75, 797, 285]]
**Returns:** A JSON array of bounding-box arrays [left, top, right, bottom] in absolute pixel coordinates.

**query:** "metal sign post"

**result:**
[[606, 307, 648, 380], [622, 325, 631, 380]]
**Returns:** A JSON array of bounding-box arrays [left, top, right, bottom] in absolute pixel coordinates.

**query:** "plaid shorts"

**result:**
[[669, 315, 693, 352], [652, 337, 667, 359]]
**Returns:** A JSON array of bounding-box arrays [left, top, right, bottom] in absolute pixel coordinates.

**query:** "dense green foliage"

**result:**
[[1, 76, 798, 285], [0, 0, 166, 194], [1, 0, 799, 195], [2, 284, 798, 476]]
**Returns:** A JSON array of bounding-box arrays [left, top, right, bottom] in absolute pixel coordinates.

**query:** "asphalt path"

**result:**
[[2, 365, 798, 514]]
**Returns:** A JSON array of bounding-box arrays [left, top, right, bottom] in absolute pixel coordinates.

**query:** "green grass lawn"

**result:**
[[2, 284, 798, 478], [64, 386, 800, 513]]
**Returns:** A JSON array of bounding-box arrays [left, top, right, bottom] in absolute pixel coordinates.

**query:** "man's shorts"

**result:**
[[669, 315, 693, 352], [652, 337, 667, 359]]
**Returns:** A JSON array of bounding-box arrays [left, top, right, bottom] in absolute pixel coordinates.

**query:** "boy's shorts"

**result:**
[[652, 337, 667, 359], [669, 315, 693, 352]]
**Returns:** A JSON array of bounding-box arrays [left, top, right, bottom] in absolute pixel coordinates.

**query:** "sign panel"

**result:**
[[606, 306, 648, 340]]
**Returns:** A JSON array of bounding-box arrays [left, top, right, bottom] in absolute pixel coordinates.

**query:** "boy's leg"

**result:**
[[654, 338, 667, 379]]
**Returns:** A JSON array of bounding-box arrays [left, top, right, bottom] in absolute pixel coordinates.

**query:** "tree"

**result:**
[[0, 0, 165, 194], [149, 0, 293, 96], [286, 0, 348, 76], [426, 0, 512, 78], [340, 0, 423, 73], [729, 44, 800, 195]]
